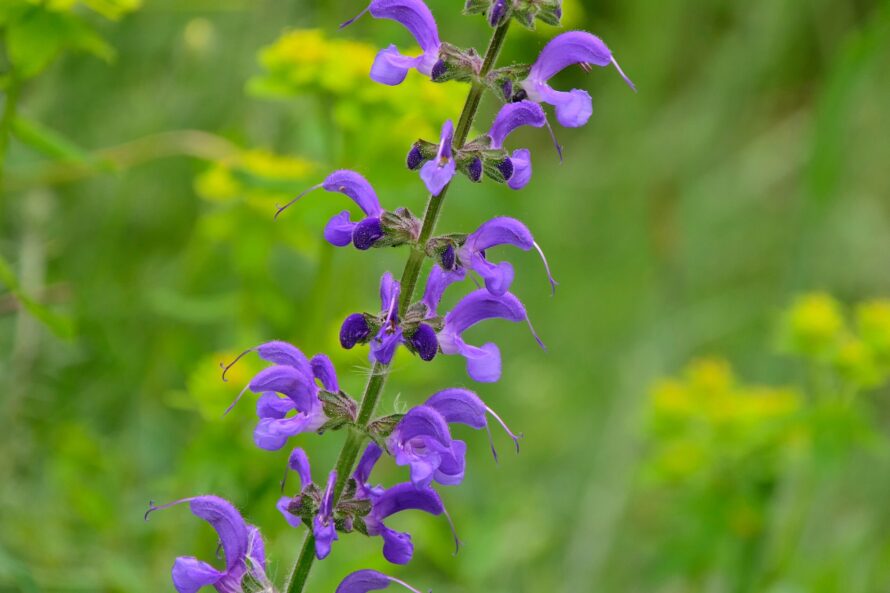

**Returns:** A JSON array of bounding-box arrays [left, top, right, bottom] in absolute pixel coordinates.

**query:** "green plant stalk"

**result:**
[[283, 20, 512, 593]]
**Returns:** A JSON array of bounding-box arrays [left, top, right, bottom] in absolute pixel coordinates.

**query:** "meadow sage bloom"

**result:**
[[386, 388, 522, 487], [488, 101, 547, 190], [221, 341, 338, 451], [420, 120, 455, 196], [435, 216, 557, 296], [342, 0, 442, 86], [145, 496, 270, 593], [277, 448, 340, 559], [520, 30, 635, 127], [352, 443, 453, 564], [336, 570, 424, 593]]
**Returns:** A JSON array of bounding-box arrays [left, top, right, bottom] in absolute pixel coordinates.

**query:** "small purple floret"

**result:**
[[441, 243, 456, 271], [406, 145, 424, 170], [341, 313, 371, 348], [430, 59, 448, 81], [488, 0, 507, 26], [497, 159, 514, 181], [467, 157, 482, 182], [352, 217, 385, 250]]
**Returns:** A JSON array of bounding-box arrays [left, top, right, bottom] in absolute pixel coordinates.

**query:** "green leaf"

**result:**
[[12, 114, 94, 163], [0, 253, 75, 339]]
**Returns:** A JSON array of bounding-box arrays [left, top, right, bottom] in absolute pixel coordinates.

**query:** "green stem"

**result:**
[[282, 20, 512, 593]]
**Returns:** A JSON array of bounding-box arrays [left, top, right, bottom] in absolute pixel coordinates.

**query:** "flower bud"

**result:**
[[488, 0, 509, 27], [352, 217, 384, 250], [340, 313, 372, 349], [407, 323, 439, 361], [432, 43, 482, 83]]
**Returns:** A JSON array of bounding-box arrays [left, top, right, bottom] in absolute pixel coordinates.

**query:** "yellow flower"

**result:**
[[784, 293, 844, 357]]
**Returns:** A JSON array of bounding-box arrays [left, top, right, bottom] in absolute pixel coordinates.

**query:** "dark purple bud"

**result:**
[[554, 5, 562, 19], [468, 157, 482, 182], [409, 324, 438, 361], [340, 314, 371, 349], [441, 243, 456, 271], [497, 158, 514, 181], [511, 89, 528, 103], [431, 59, 448, 82], [501, 79, 513, 101], [488, 0, 507, 27], [407, 145, 424, 170], [352, 217, 384, 250]]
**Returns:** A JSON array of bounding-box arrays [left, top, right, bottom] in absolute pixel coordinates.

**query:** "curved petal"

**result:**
[[336, 570, 394, 593], [379, 272, 401, 314], [245, 525, 267, 572], [458, 341, 502, 383], [255, 341, 313, 378], [372, 482, 444, 520], [256, 392, 296, 419], [371, 45, 422, 86], [468, 253, 514, 296], [529, 30, 614, 82], [419, 158, 455, 196], [313, 514, 338, 559], [322, 170, 382, 217], [434, 440, 467, 485], [276, 496, 304, 529], [310, 353, 339, 392], [507, 148, 533, 190], [187, 497, 249, 572], [395, 405, 453, 448], [249, 365, 317, 411], [536, 84, 593, 128], [441, 289, 528, 336], [369, 0, 440, 52], [435, 119, 454, 161], [466, 216, 534, 254], [324, 211, 357, 247], [287, 448, 313, 490], [488, 101, 546, 149], [424, 388, 487, 429], [422, 264, 466, 316], [354, 442, 383, 487], [171, 557, 223, 593]]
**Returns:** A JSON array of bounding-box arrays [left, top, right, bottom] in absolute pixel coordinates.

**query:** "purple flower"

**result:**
[[274, 170, 385, 250], [342, 0, 442, 86], [340, 272, 439, 365], [445, 216, 557, 296], [351, 443, 455, 564], [438, 289, 544, 382], [488, 101, 547, 190], [520, 31, 635, 128], [419, 120, 456, 196], [144, 496, 269, 593], [386, 388, 521, 487], [336, 570, 425, 593], [221, 341, 338, 450], [276, 448, 340, 559]]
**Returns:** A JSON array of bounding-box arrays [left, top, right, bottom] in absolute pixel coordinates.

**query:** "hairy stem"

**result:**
[[283, 20, 511, 593]]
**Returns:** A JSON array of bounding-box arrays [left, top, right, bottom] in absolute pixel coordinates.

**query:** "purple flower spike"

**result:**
[[221, 340, 338, 451], [438, 289, 544, 382], [275, 170, 385, 249], [521, 31, 635, 128], [425, 388, 522, 460], [419, 120, 456, 196], [453, 217, 557, 296], [343, 0, 442, 85], [336, 570, 425, 593], [145, 496, 270, 593], [314, 471, 339, 559]]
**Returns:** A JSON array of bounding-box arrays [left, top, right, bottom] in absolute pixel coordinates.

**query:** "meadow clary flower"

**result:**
[[520, 30, 635, 128], [440, 216, 557, 296], [221, 341, 338, 450], [420, 120, 456, 196], [340, 272, 439, 364], [386, 388, 522, 487], [336, 569, 425, 593], [438, 288, 544, 382], [341, 0, 441, 86], [352, 443, 455, 564], [144, 496, 269, 593], [488, 101, 547, 190], [277, 449, 339, 559], [275, 170, 385, 250]]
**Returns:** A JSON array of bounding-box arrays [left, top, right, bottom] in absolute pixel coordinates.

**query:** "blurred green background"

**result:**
[[2, 0, 890, 591]]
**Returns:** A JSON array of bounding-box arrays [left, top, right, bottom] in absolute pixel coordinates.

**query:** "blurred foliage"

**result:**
[[2, 1, 890, 593]]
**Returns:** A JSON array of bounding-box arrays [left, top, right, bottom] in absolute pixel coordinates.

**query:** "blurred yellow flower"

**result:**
[[783, 292, 845, 357]]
